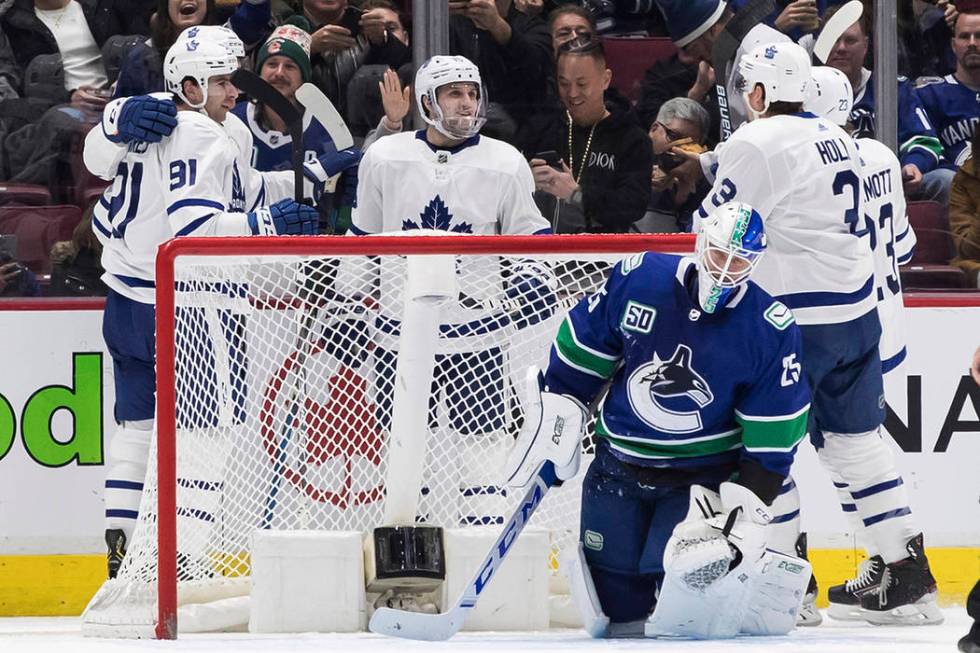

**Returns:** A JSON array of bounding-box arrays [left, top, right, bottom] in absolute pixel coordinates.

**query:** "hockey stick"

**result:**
[[368, 460, 559, 641], [812, 0, 863, 64], [712, 0, 775, 141], [231, 69, 304, 202], [295, 83, 354, 150]]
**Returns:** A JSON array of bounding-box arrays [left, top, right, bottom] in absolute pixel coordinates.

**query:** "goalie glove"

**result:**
[[503, 366, 587, 494]]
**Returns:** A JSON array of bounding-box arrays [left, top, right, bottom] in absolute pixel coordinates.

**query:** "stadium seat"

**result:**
[[0, 204, 83, 274], [0, 183, 53, 206], [901, 200, 969, 290], [601, 36, 677, 105]]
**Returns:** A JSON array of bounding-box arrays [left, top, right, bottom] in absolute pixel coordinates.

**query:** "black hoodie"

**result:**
[[529, 108, 653, 233]]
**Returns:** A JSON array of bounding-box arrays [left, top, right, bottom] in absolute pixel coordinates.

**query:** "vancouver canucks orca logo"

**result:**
[[402, 195, 472, 233], [626, 344, 714, 434]]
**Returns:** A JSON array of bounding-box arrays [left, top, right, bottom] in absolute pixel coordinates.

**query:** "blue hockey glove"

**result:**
[[505, 272, 556, 330], [303, 147, 362, 199], [247, 198, 319, 236], [107, 95, 177, 144]]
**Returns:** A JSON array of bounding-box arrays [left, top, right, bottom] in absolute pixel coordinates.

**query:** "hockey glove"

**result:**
[[304, 147, 362, 200], [503, 367, 586, 494], [504, 272, 557, 330], [105, 95, 177, 144], [248, 198, 319, 236]]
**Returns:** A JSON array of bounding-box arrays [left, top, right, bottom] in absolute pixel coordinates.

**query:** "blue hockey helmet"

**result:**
[[695, 201, 767, 313]]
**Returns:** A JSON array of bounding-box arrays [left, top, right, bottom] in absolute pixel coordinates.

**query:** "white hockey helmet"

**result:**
[[415, 55, 487, 140], [695, 201, 767, 313], [164, 29, 242, 109], [737, 42, 811, 119], [805, 66, 853, 127]]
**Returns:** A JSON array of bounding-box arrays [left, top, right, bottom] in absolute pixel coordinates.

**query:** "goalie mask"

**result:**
[[695, 201, 766, 313], [164, 28, 243, 109], [415, 55, 487, 140], [805, 66, 853, 127], [735, 42, 811, 121]]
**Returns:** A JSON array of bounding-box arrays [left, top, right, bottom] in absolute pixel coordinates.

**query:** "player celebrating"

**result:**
[[504, 201, 811, 638], [696, 41, 941, 625], [348, 54, 551, 526], [84, 27, 351, 578], [805, 65, 925, 623]]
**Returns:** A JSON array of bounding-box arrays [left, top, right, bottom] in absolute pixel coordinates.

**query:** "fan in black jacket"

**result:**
[[528, 39, 651, 233]]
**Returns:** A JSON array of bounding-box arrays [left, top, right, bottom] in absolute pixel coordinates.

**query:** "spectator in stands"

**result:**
[[1, 0, 153, 105], [230, 24, 359, 232], [114, 0, 274, 98], [731, 0, 826, 42], [277, 0, 410, 131], [528, 39, 652, 233], [514, 0, 543, 17], [48, 204, 107, 296], [547, 4, 595, 53], [0, 252, 40, 296], [824, 6, 953, 204], [949, 123, 980, 285], [0, 24, 20, 99], [449, 0, 553, 144], [635, 50, 720, 148], [917, 0, 980, 169], [636, 97, 710, 233]]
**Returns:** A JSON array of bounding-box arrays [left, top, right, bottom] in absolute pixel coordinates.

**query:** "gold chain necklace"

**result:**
[[567, 111, 597, 184]]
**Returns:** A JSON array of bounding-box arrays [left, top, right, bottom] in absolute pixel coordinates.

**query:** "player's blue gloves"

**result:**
[[505, 271, 556, 330], [247, 198, 319, 236], [106, 95, 177, 144], [303, 147, 362, 200]]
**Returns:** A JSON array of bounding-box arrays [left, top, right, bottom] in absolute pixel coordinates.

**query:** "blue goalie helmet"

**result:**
[[695, 201, 767, 313]]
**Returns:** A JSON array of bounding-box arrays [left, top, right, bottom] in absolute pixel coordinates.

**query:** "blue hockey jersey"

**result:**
[[230, 100, 338, 172], [916, 74, 980, 167], [544, 253, 810, 479], [850, 72, 945, 173]]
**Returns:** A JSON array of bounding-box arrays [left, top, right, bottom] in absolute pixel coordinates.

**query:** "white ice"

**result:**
[[0, 608, 972, 653]]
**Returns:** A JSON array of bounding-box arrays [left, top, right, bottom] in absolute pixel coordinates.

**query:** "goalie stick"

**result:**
[[712, 0, 775, 141], [230, 69, 304, 202], [295, 83, 354, 150], [368, 460, 559, 641], [811, 0, 863, 64]]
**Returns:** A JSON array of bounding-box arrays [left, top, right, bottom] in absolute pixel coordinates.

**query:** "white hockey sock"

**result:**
[[828, 471, 877, 557], [105, 420, 154, 543], [767, 476, 801, 557], [818, 430, 918, 563], [175, 427, 233, 567]]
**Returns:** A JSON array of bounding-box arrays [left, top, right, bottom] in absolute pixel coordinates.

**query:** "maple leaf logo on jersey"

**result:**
[[402, 195, 472, 233]]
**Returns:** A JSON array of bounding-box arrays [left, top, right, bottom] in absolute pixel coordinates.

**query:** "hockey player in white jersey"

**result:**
[[696, 41, 941, 626], [348, 55, 551, 526], [86, 27, 353, 579], [804, 65, 933, 625]]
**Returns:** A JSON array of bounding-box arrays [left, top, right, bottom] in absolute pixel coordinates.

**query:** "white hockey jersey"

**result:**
[[348, 130, 551, 351], [86, 109, 296, 303], [857, 137, 917, 373], [696, 113, 876, 326]]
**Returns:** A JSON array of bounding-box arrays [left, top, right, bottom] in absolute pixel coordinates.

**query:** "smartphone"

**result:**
[[338, 7, 363, 37], [535, 150, 562, 169], [0, 234, 16, 261]]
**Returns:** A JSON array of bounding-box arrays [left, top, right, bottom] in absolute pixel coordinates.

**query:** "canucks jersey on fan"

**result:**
[[857, 137, 917, 373], [545, 252, 810, 477], [915, 75, 980, 167], [88, 109, 296, 303], [696, 113, 875, 326], [850, 74, 945, 173], [230, 101, 338, 171]]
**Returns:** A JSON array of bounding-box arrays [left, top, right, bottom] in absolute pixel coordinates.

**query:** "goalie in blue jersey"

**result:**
[[504, 201, 812, 638]]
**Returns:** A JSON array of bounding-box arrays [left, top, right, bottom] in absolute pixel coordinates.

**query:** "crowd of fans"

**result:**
[[1, 0, 979, 296]]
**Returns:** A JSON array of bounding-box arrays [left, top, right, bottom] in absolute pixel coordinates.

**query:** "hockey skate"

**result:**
[[827, 555, 884, 621], [794, 533, 822, 626], [105, 529, 126, 579], [859, 533, 944, 625]]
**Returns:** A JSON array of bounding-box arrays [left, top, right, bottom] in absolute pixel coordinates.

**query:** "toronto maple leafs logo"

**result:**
[[402, 195, 472, 233]]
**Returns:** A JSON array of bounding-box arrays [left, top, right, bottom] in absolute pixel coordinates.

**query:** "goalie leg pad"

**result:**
[[562, 543, 610, 638], [740, 549, 813, 636]]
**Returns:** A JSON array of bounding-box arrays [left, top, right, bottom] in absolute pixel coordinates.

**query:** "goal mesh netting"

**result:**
[[81, 233, 693, 638]]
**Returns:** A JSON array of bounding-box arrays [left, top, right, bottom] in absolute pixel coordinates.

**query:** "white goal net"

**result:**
[[81, 232, 693, 638]]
